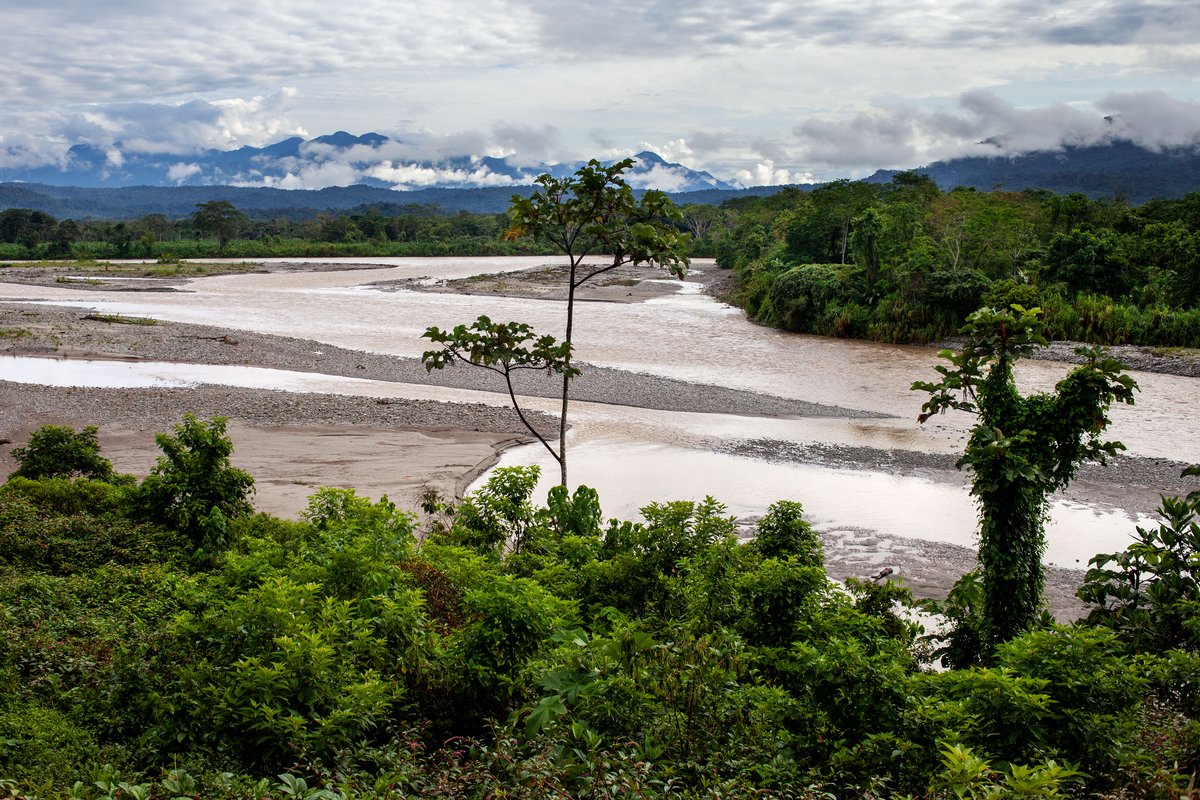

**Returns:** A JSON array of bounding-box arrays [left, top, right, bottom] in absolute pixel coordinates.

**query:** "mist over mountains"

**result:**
[[0, 132, 1197, 220], [866, 140, 1200, 203], [0, 132, 735, 194]]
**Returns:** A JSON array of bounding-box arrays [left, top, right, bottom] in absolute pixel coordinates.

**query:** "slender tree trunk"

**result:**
[[559, 257, 580, 487]]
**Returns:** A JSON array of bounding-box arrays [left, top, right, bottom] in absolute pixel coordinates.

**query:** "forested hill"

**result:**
[[0, 182, 787, 220], [867, 140, 1200, 203], [0, 183, 532, 220]]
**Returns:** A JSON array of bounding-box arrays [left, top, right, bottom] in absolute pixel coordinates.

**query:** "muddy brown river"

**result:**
[[2, 256, 1195, 566]]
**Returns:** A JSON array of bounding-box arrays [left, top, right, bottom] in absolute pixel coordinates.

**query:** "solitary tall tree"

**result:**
[[423, 158, 690, 487], [913, 305, 1137, 651], [191, 200, 247, 256]]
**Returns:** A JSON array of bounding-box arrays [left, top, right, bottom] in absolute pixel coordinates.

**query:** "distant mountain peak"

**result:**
[[633, 150, 666, 163], [310, 131, 389, 148], [0, 132, 734, 193], [863, 139, 1200, 202]]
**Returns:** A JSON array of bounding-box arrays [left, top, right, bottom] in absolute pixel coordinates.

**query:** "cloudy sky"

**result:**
[[2, 0, 1199, 186]]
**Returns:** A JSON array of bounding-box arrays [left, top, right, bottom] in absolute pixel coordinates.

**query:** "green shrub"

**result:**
[[2, 475, 128, 516], [10, 424, 115, 481], [983, 278, 1042, 312], [753, 500, 822, 565], [996, 625, 1146, 784], [450, 466, 541, 554], [922, 268, 991, 318], [0, 702, 102, 789], [133, 414, 254, 553], [0, 483, 182, 574], [737, 557, 828, 646], [1080, 490, 1200, 654]]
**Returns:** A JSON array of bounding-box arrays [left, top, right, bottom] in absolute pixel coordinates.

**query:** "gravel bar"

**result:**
[[0, 303, 877, 419]]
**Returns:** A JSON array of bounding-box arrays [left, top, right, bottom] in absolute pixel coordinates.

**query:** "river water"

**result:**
[[2, 256, 1196, 564]]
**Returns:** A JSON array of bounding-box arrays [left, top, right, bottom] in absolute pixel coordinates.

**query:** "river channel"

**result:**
[[2, 256, 1196, 566]]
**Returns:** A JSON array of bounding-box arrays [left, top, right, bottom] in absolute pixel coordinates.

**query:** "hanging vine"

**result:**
[[914, 305, 1138, 653]]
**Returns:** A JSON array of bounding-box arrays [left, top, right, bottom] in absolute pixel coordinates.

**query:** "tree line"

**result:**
[[0, 202, 552, 260], [9, 175, 1200, 349]]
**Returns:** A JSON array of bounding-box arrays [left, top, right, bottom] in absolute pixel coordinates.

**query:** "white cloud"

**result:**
[[250, 160, 363, 190], [167, 163, 202, 183], [735, 161, 813, 187], [1, 1, 1199, 184], [636, 138, 695, 166], [625, 164, 696, 192], [364, 163, 520, 189], [213, 88, 308, 147], [787, 89, 1200, 177], [1098, 90, 1200, 149], [795, 112, 919, 168]]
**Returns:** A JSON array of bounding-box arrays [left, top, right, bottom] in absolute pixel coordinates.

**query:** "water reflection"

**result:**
[[0, 355, 505, 405], [479, 433, 1150, 566]]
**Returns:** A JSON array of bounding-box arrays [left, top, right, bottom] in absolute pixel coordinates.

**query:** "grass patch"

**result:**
[[81, 313, 158, 326], [0, 328, 32, 338], [1148, 346, 1200, 359], [138, 261, 256, 277], [22, 260, 110, 269]]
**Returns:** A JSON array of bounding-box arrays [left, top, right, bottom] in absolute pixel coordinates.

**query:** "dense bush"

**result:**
[[10, 424, 115, 481], [133, 413, 254, 553], [3, 431, 1200, 796]]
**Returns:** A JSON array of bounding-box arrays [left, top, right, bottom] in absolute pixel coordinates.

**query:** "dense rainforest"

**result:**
[[2, 415, 1200, 798], [714, 175, 1200, 347]]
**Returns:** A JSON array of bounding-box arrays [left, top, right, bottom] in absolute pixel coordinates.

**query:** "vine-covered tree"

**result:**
[[423, 158, 690, 486], [914, 306, 1138, 652]]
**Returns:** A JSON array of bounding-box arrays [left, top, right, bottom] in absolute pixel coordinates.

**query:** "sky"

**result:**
[[2, 0, 1199, 187]]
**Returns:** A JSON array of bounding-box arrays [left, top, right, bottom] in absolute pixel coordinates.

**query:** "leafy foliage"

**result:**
[[4, 418, 1200, 797], [422, 319, 576, 469], [10, 424, 115, 481], [1080, 467, 1200, 653], [718, 179, 1200, 348], [133, 413, 254, 553]]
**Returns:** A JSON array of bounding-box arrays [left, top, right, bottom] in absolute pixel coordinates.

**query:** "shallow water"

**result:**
[[0, 358, 1159, 565], [1, 256, 1192, 561]]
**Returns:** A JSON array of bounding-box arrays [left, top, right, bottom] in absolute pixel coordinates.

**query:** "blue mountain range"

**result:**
[[0, 132, 737, 193]]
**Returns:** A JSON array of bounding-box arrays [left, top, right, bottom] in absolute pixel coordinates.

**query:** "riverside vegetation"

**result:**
[[3, 368, 1200, 797], [716, 177, 1200, 348]]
